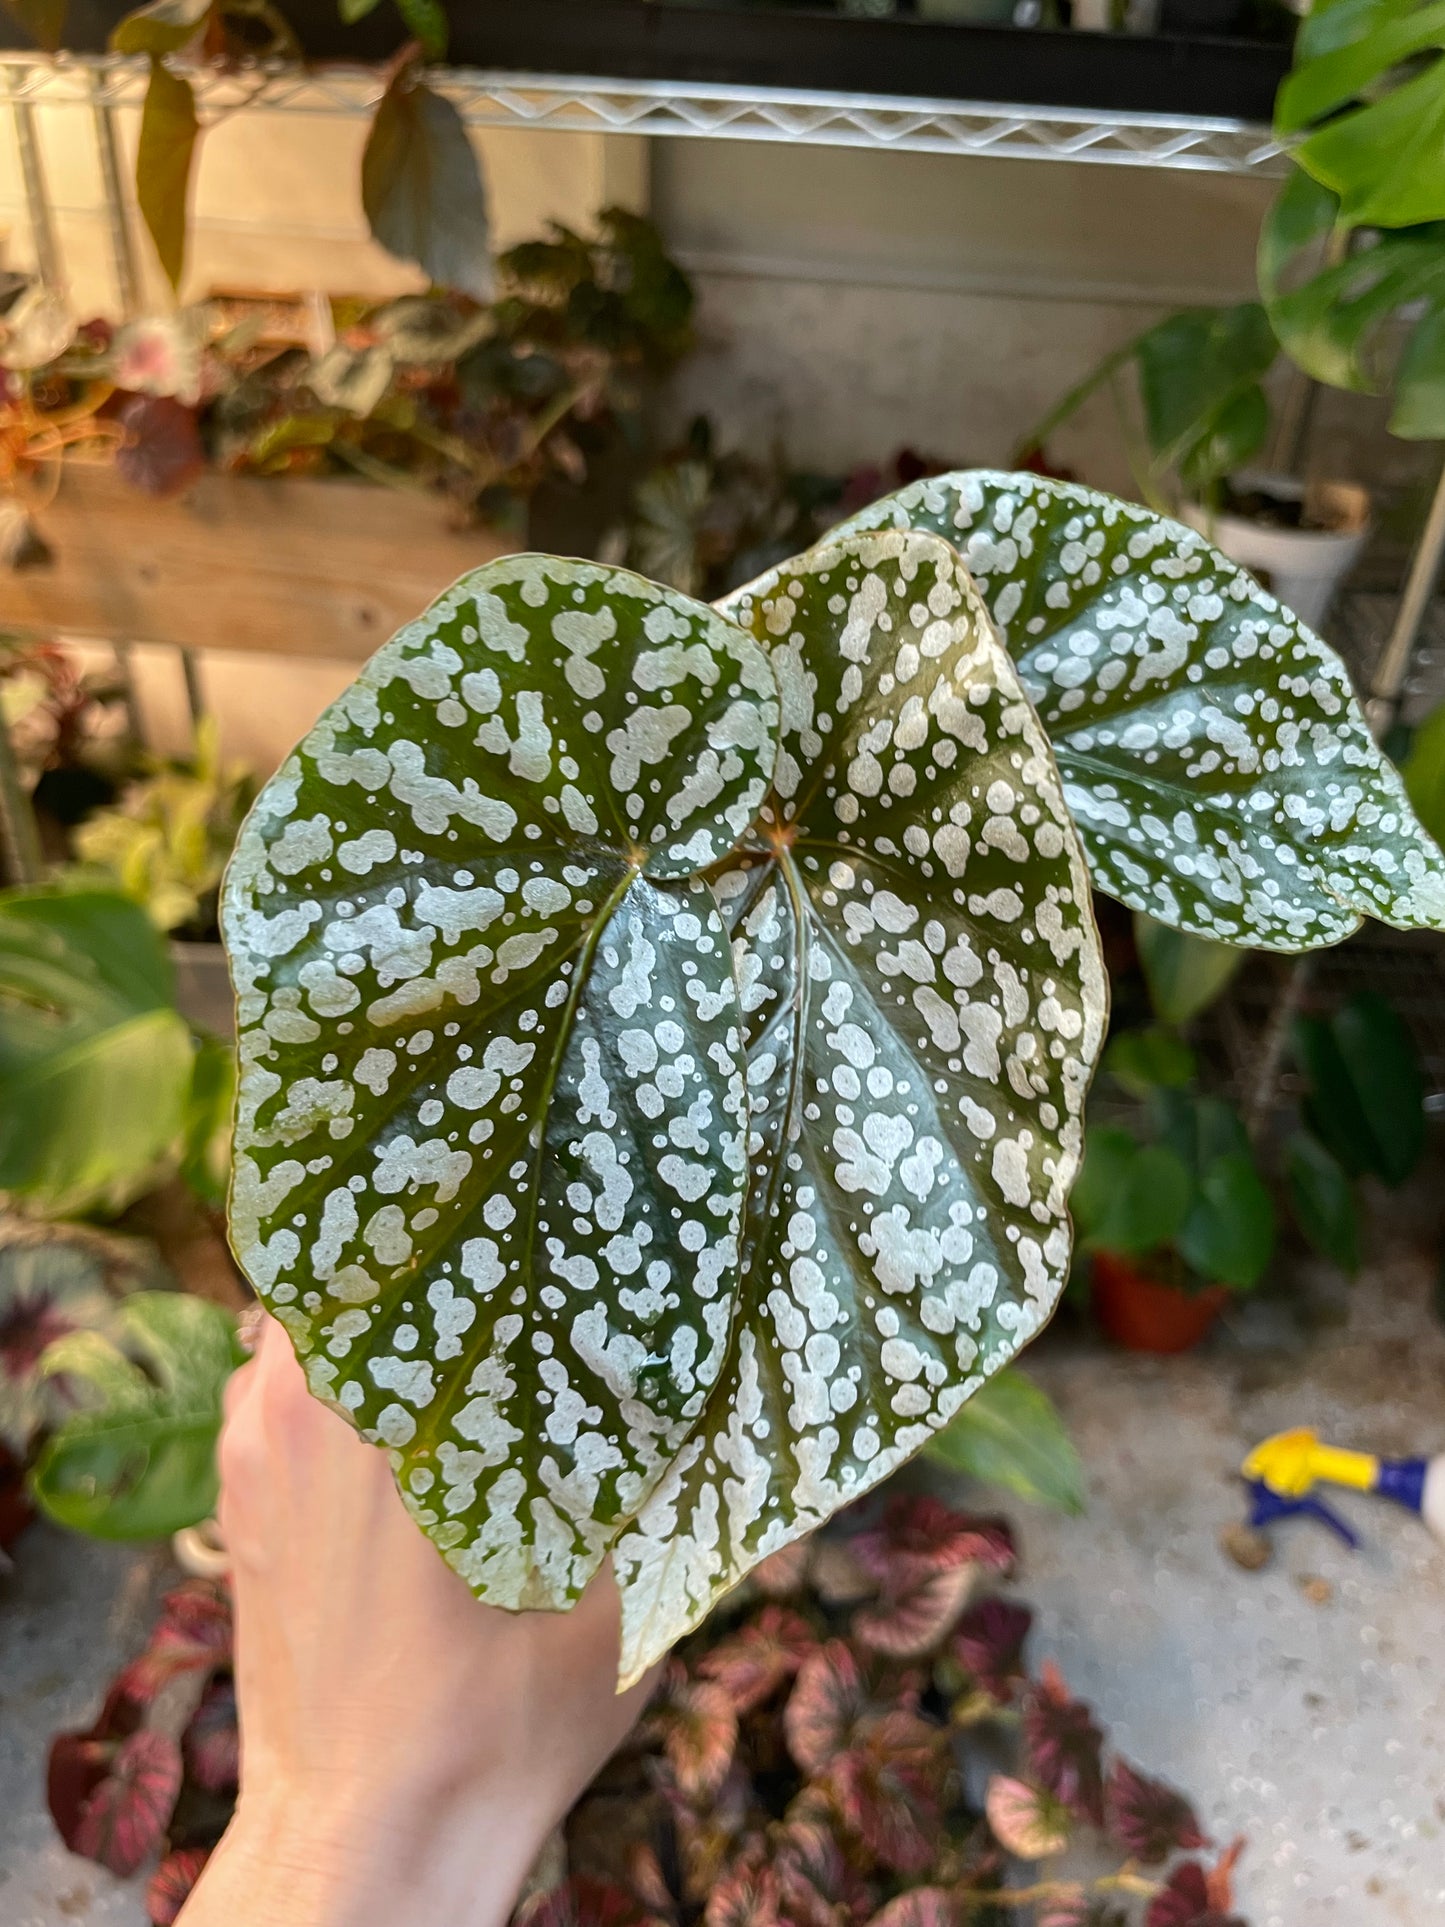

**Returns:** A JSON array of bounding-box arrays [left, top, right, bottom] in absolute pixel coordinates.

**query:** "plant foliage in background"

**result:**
[[1261, 0, 1445, 439], [1022, 303, 1280, 508], [0, 885, 235, 1217], [0, 1216, 161, 1455], [29, 1290, 241, 1539], [1, 211, 693, 543], [47, 1496, 1250, 1926], [0, 889, 200, 1215], [49, 1575, 235, 1913], [3, 0, 483, 296], [925, 1367, 1084, 1514], [1073, 1084, 1275, 1295], [72, 719, 255, 936], [222, 465, 1445, 1681]]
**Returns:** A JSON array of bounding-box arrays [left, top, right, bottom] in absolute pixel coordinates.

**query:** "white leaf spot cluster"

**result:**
[[842, 470, 1445, 951]]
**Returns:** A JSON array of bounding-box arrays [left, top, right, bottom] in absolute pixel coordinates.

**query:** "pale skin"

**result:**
[[179, 1314, 655, 1927]]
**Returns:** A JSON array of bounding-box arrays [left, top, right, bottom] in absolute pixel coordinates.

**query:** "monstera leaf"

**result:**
[[841, 472, 1445, 950], [223, 535, 1105, 1684], [224, 557, 778, 1621]]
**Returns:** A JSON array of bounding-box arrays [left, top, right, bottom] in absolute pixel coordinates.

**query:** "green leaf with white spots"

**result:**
[[603, 530, 1106, 1683], [840, 471, 1445, 952], [222, 555, 777, 1616]]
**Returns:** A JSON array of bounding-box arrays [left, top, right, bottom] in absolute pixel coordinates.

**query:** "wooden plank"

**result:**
[[3, 470, 512, 662]]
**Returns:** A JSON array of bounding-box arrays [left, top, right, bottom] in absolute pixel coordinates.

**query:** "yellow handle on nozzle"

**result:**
[[1242, 1427, 1380, 1498]]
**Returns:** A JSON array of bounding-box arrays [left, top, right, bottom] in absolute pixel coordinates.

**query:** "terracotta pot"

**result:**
[[1091, 1250, 1230, 1354]]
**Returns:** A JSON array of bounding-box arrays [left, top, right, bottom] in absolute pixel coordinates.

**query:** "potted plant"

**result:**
[[1024, 301, 1370, 629], [1, 212, 695, 659], [1072, 1082, 1273, 1352]]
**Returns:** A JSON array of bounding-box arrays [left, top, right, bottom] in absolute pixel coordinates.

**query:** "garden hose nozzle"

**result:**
[[1241, 1427, 1445, 1550]]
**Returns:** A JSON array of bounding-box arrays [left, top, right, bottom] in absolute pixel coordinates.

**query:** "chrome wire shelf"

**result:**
[[0, 51, 1288, 175]]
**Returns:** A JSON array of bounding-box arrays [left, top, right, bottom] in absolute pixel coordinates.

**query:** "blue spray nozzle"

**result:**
[[1244, 1478, 1361, 1549]]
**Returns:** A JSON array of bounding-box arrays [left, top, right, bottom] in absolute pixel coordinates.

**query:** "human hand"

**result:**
[[181, 1313, 655, 1927]]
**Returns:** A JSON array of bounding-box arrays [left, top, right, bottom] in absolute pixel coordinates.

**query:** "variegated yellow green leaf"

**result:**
[[222, 556, 778, 1613], [607, 530, 1106, 1683], [841, 471, 1445, 950]]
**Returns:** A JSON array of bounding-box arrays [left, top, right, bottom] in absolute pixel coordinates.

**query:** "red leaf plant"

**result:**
[[48, 1492, 1250, 1925], [1023, 1661, 1107, 1826], [1107, 1759, 1210, 1866], [69, 1729, 183, 1878], [147, 1846, 212, 1925], [49, 1577, 235, 1893], [950, 1597, 1033, 1705]]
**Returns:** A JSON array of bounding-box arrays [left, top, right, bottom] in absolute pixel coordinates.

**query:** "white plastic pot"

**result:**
[[1182, 473, 1370, 633]]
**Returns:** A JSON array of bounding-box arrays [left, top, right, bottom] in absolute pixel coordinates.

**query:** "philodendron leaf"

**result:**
[[602, 530, 1105, 1679], [926, 1367, 1084, 1514], [223, 557, 778, 1625], [841, 472, 1445, 951]]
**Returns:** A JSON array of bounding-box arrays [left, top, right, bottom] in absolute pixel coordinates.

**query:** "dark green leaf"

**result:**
[[337, 0, 383, 19], [180, 1036, 235, 1210], [842, 472, 1445, 947], [0, 889, 192, 1214], [1392, 300, 1445, 438], [136, 57, 199, 292], [2, 0, 68, 51], [362, 71, 492, 300], [223, 557, 778, 1669], [1102, 1024, 1196, 1098], [1134, 912, 1246, 1026], [927, 1368, 1085, 1513], [1134, 303, 1277, 491], [1074, 1139, 1192, 1257], [1286, 1129, 1361, 1274], [1260, 169, 1445, 440], [111, 0, 209, 58], [1148, 1086, 1249, 1178], [29, 1293, 242, 1540], [1177, 1150, 1274, 1290], [1296, 993, 1424, 1185], [1331, 991, 1425, 1185], [1295, 1010, 1374, 1176]]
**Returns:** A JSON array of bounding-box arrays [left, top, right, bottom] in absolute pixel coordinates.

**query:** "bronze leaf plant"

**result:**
[[221, 473, 1445, 1686]]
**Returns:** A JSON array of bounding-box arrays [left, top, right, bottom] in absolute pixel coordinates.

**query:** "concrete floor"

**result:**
[[1, 1227, 1442, 1926], [1023, 1234, 1445, 1927]]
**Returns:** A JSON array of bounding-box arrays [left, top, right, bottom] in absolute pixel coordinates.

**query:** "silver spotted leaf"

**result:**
[[841, 471, 1445, 950], [606, 529, 1106, 1683], [223, 556, 778, 1612]]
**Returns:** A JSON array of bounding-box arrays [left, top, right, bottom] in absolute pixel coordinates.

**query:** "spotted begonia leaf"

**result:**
[[842, 471, 1445, 950], [604, 530, 1106, 1683], [223, 556, 778, 1614]]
